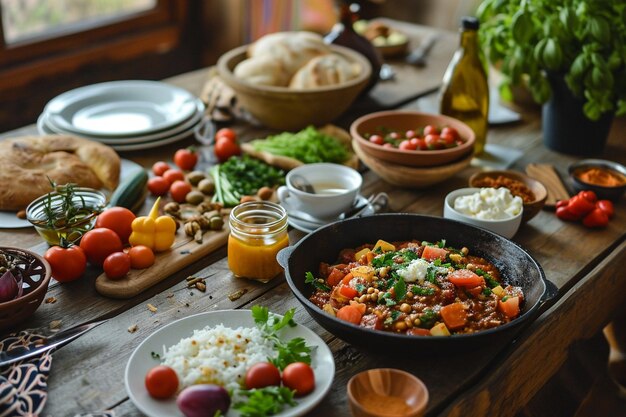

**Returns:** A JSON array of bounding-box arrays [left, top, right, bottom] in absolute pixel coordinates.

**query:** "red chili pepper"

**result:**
[[582, 208, 609, 228], [596, 200, 614, 218]]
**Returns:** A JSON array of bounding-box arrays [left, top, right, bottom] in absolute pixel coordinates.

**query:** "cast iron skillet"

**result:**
[[277, 214, 557, 352]]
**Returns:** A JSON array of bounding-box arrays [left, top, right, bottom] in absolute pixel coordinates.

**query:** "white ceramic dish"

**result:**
[[42, 99, 205, 144], [283, 195, 375, 234], [125, 309, 335, 417], [0, 158, 142, 229], [443, 187, 523, 239], [44, 80, 197, 137]]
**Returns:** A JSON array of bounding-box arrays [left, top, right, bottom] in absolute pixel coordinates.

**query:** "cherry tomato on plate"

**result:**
[[44, 245, 86, 283], [245, 362, 281, 389], [162, 169, 185, 185], [103, 252, 131, 280], [152, 161, 171, 176], [170, 180, 192, 203], [174, 148, 198, 171], [282, 362, 315, 396], [95, 207, 136, 243], [214, 136, 241, 162], [147, 177, 170, 196], [145, 365, 179, 399], [128, 245, 155, 269], [80, 228, 123, 266], [215, 127, 237, 142]]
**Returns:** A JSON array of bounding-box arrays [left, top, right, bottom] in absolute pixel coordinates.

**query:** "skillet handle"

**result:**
[[541, 279, 559, 303], [276, 246, 295, 269]]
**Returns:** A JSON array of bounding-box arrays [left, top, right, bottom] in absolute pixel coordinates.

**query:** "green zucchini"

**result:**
[[109, 169, 149, 212]]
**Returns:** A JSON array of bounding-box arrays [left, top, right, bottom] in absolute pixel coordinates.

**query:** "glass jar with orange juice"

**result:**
[[228, 201, 289, 282]]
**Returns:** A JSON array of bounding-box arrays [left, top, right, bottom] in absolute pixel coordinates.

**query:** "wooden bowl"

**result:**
[[0, 247, 52, 332], [469, 170, 548, 223], [347, 368, 429, 417], [350, 110, 475, 167], [217, 45, 371, 131], [353, 139, 473, 188]]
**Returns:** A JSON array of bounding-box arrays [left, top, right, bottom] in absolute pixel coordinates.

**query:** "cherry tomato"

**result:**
[[423, 125, 438, 135], [128, 245, 155, 269], [382, 143, 394, 149], [440, 126, 459, 140], [596, 200, 614, 218], [580, 190, 597, 203], [103, 252, 131, 280], [245, 362, 281, 389], [95, 207, 135, 243], [174, 148, 198, 171], [566, 194, 595, 217], [44, 245, 86, 283], [147, 177, 170, 196], [282, 362, 315, 396], [388, 132, 400, 140], [440, 131, 456, 146], [170, 180, 192, 203], [398, 139, 417, 151], [145, 365, 179, 399], [152, 161, 171, 176], [162, 169, 185, 185], [214, 136, 241, 162], [405, 129, 418, 139], [425, 134, 441, 148], [414, 138, 427, 150], [215, 127, 237, 142], [80, 228, 123, 266], [368, 134, 384, 146]]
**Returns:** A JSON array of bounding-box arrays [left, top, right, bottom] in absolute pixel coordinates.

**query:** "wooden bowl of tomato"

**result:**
[[350, 111, 475, 167]]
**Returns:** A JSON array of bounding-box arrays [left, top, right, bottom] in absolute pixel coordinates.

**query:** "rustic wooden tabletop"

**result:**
[[1, 21, 625, 417]]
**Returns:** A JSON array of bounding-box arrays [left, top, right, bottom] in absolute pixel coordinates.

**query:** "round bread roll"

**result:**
[[0, 135, 121, 211], [234, 55, 291, 87], [289, 54, 361, 89]]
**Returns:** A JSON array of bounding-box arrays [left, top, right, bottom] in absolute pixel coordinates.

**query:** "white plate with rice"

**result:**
[[125, 309, 335, 417]]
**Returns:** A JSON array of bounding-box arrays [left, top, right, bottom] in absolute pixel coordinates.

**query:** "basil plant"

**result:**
[[477, 0, 626, 120]]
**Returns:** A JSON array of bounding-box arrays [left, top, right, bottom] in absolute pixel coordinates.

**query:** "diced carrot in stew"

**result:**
[[339, 285, 358, 299], [406, 328, 432, 336], [498, 296, 520, 318], [448, 269, 485, 288], [341, 273, 354, 285], [327, 268, 346, 286], [440, 302, 468, 330], [349, 300, 367, 315], [366, 251, 376, 264], [360, 313, 383, 330], [337, 305, 363, 324], [422, 246, 448, 261]]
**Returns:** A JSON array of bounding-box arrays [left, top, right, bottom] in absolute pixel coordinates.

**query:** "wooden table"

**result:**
[[1, 22, 625, 417]]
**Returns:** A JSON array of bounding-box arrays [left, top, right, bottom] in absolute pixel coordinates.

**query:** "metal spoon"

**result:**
[[290, 175, 315, 194]]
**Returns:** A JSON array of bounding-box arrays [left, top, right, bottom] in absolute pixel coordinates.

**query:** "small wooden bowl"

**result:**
[[350, 110, 475, 167], [348, 368, 429, 417], [353, 139, 472, 188], [469, 170, 548, 223], [0, 247, 52, 332]]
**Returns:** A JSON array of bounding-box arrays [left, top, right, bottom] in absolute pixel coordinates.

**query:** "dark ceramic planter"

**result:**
[[543, 74, 614, 156]]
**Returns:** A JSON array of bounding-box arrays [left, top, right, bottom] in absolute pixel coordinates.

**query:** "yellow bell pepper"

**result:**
[[129, 197, 176, 252]]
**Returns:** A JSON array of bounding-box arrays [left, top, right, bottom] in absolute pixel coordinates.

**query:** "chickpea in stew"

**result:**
[[306, 239, 524, 336]]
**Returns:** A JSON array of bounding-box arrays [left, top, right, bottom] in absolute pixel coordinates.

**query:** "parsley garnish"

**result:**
[[234, 386, 296, 417], [475, 268, 500, 288], [304, 271, 330, 292], [426, 265, 438, 284], [410, 285, 435, 296], [371, 252, 395, 268], [482, 287, 492, 296], [378, 292, 397, 306], [438, 239, 447, 248], [420, 309, 438, 328], [393, 276, 407, 301], [384, 310, 402, 326]]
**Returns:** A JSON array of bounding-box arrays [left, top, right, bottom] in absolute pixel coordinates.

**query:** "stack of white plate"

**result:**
[[37, 80, 205, 151]]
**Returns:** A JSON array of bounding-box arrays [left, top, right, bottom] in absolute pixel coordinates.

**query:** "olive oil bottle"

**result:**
[[439, 17, 489, 155]]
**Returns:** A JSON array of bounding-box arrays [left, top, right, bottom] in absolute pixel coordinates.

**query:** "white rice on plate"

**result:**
[[162, 324, 276, 400]]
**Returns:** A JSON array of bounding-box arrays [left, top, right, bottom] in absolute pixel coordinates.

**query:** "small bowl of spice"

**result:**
[[569, 159, 626, 201], [469, 170, 548, 223], [26, 184, 106, 245], [348, 368, 429, 417]]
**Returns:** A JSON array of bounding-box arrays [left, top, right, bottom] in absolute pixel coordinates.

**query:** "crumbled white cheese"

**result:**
[[397, 258, 430, 282], [453, 188, 523, 220]]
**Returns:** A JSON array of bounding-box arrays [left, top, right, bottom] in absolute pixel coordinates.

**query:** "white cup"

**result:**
[[277, 163, 362, 220]]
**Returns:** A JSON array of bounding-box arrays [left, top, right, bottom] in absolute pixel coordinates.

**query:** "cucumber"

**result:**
[[109, 169, 149, 212]]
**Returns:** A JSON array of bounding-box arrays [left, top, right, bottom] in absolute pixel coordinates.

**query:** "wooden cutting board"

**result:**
[[95, 225, 230, 299], [525, 163, 571, 208]]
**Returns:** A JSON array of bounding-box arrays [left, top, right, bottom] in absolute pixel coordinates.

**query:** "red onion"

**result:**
[[0, 270, 19, 302]]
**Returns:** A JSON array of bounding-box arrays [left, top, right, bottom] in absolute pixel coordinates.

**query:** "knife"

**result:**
[[405, 34, 439, 67], [0, 319, 107, 367]]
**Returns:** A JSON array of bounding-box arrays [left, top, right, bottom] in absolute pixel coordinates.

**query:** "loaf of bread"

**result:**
[[234, 55, 291, 87], [289, 54, 361, 89]]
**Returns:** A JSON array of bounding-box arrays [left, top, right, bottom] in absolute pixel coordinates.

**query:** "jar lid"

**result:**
[[461, 16, 480, 30]]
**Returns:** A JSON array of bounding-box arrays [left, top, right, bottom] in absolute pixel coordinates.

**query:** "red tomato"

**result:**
[[147, 177, 170, 196], [282, 362, 315, 396], [214, 136, 241, 162], [566, 194, 595, 217], [580, 190, 597, 203], [448, 269, 485, 288], [44, 245, 86, 283], [596, 200, 614, 218], [339, 284, 358, 299], [95, 207, 136, 243], [80, 228, 123, 266], [337, 305, 363, 324], [405, 129, 418, 139], [245, 362, 281, 389], [173, 148, 198, 171], [425, 134, 441, 149], [498, 296, 520, 318], [145, 365, 179, 399], [152, 161, 170, 176], [398, 139, 417, 151], [407, 328, 432, 336], [414, 138, 427, 150], [423, 125, 438, 135], [382, 143, 394, 149], [128, 245, 155, 269], [440, 126, 459, 140], [582, 207, 609, 228], [421, 245, 447, 261], [388, 132, 400, 140], [103, 252, 131, 280], [215, 127, 237, 142], [162, 169, 185, 185], [440, 131, 456, 146], [368, 134, 384, 146], [170, 180, 192, 203], [327, 268, 346, 286]]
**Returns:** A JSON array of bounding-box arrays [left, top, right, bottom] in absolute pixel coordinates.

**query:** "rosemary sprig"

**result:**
[[42, 179, 96, 232]]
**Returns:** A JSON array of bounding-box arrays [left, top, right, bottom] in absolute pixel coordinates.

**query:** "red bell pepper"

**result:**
[[582, 208, 609, 228], [596, 200, 614, 218]]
